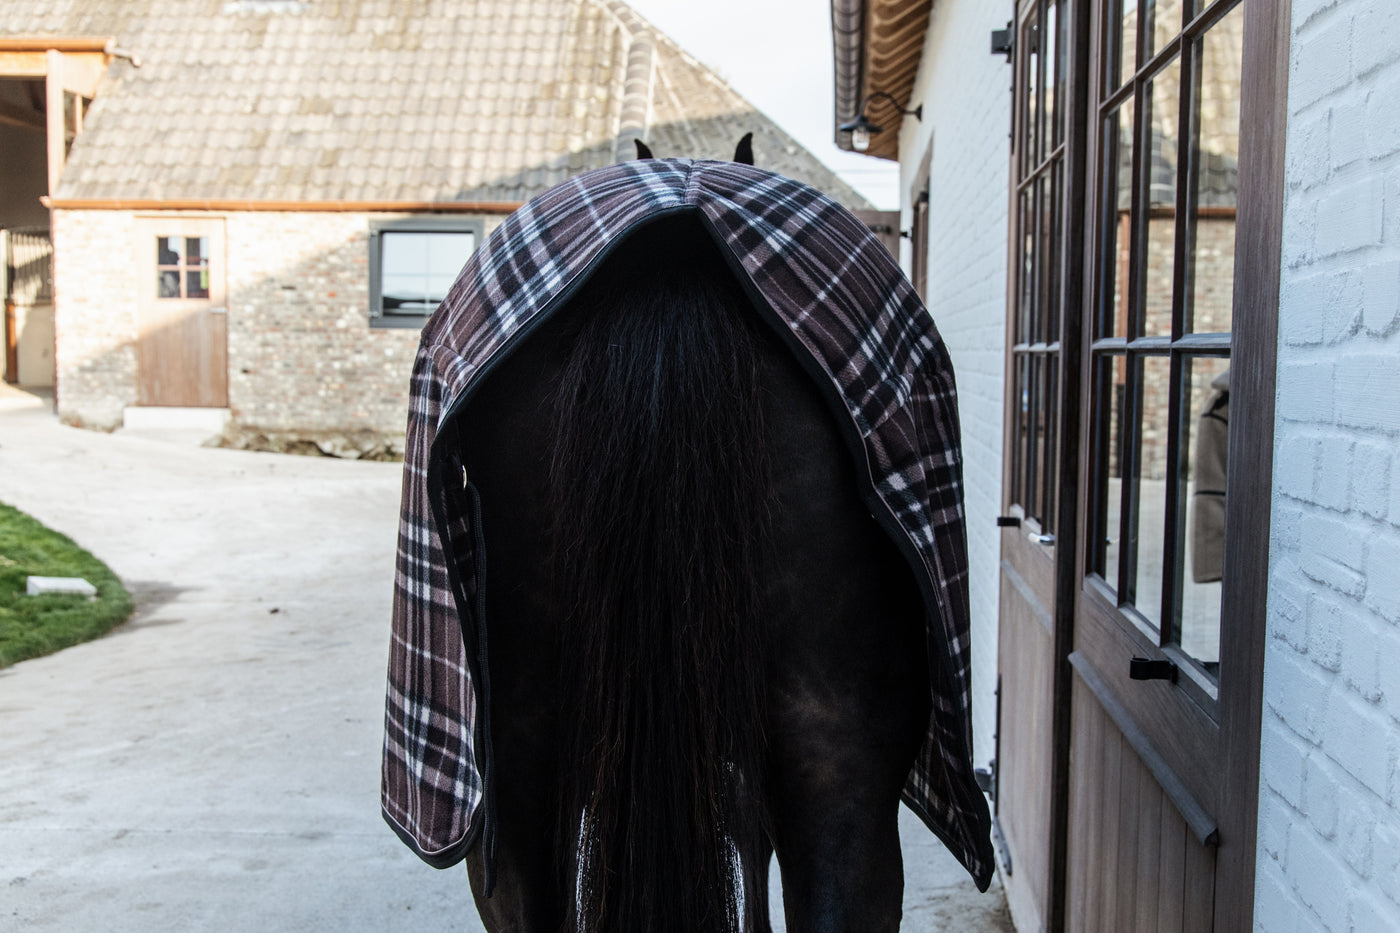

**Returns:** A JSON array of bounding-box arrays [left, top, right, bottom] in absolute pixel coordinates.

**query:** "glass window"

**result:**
[[155, 236, 210, 300], [1087, 0, 1242, 686], [1008, 0, 1069, 535], [369, 220, 483, 328]]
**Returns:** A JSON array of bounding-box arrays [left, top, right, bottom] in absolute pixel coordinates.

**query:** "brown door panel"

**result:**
[[1064, 671, 1218, 933], [996, 524, 1058, 931], [134, 217, 228, 408]]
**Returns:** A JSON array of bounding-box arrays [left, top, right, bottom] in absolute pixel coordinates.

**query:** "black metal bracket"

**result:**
[[996, 515, 1021, 527], [991, 22, 1013, 62], [1129, 657, 1179, 683]]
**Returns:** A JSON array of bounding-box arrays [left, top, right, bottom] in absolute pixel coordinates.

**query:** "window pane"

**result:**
[[158, 269, 180, 299], [1173, 355, 1228, 676], [1101, 98, 1135, 340], [1048, 0, 1066, 149], [1131, 355, 1172, 630], [1023, 14, 1039, 174], [1041, 354, 1059, 534], [186, 236, 208, 267], [1034, 175, 1047, 342], [1020, 191, 1036, 344], [1091, 355, 1126, 589], [380, 230, 476, 316], [186, 269, 210, 299], [381, 232, 430, 276], [1047, 162, 1064, 343], [157, 236, 181, 266], [1026, 355, 1042, 519], [1014, 355, 1029, 510], [382, 273, 429, 311], [1142, 56, 1182, 337], [425, 272, 457, 304], [1146, 0, 1184, 59], [425, 232, 474, 274], [1186, 3, 1243, 334], [1111, 0, 1140, 89]]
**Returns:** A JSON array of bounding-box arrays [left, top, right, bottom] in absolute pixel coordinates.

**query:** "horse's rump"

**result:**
[[460, 214, 777, 932]]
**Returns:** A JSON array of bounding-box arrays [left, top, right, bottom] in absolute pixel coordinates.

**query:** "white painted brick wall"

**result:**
[[1258, 1, 1400, 930], [897, 0, 1011, 775]]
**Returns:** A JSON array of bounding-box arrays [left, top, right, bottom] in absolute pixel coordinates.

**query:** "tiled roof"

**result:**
[[0, 0, 869, 208]]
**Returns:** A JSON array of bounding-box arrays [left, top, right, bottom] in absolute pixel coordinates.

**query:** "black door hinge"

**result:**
[[991, 22, 1014, 62]]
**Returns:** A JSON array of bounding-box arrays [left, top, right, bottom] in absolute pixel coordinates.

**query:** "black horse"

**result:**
[[452, 212, 931, 933]]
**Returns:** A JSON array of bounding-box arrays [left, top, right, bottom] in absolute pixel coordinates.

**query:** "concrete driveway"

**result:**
[[0, 387, 1010, 932]]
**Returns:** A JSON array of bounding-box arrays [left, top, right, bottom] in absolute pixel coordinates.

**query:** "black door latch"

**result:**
[[1129, 657, 1179, 683]]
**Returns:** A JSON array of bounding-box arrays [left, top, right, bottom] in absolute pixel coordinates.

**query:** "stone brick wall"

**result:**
[[51, 209, 139, 429], [51, 208, 504, 435], [1256, 0, 1400, 930], [898, 0, 1012, 775]]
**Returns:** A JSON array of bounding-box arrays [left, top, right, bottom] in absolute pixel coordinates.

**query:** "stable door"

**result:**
[[135, 217, 228, 407], [997, 0, 1283, 929]]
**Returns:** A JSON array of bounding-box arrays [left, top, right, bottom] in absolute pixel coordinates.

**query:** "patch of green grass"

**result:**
[[0, 501, 133, 668]]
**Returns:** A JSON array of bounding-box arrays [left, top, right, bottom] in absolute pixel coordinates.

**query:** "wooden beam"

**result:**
[[42, 198, 526, 214], [0, 50, 48, 76], [60, 53, 106, 97], [0, 97, 45, 131], [0, 36, 112, 53], [46, 49, 64, 197]]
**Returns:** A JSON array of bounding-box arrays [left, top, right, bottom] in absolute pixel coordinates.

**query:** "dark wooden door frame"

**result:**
[[1062, 0, 1288, 929], [998, 0, 1288, 928], [998, 2, 1086, 928], [1045, 0, 1092, 928], [1207, 0, 1289, 926]]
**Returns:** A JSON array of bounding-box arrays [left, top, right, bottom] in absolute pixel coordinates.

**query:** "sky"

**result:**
[[622, 0, 901, 210]]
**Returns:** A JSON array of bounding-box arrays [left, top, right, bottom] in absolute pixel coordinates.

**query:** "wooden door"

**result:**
[[997, 0, 1284, 929], [1063, 0, 1282, 928], [997, 1, 1076, 929], [135, 217, 227, 407]]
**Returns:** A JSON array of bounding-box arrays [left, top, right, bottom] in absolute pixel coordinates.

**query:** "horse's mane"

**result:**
[[549, 214, 772, 933]]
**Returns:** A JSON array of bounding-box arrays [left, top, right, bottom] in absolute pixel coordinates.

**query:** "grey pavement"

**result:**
[[0, 385, 1011, 932]]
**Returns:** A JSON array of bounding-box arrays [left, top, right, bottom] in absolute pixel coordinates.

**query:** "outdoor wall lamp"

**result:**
[[839, 91, 923, 152]]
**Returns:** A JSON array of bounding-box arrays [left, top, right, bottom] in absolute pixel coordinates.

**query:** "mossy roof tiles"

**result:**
[[1, 0, 868, 207]]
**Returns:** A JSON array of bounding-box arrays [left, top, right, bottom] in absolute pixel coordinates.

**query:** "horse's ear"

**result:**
[[634, 139, 655, 160], [733, 133, 754, 165]]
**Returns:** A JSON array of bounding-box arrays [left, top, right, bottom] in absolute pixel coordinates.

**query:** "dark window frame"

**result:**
[[368, 217, 483, 329], [910, 145, 933, 300]]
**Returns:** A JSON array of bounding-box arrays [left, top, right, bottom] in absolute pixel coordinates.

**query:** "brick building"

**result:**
[[834, 0, 1399, 930], [0, 0, 868, 442]]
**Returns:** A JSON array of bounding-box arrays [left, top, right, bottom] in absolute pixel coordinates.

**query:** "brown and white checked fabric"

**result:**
[[383, 159, 995, 890]]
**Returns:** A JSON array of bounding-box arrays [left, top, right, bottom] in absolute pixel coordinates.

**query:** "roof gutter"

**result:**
[[41, 198, 526, 213], [830, 0, 865, 151], [0, 36, 112, 53], [0, 36, 140, 67]]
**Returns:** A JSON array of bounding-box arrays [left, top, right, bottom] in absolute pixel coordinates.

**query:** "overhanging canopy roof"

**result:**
[[830, 0, 932, 161]]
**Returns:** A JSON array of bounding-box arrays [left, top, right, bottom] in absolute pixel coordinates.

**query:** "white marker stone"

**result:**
[[26, 576, 98, 597]]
